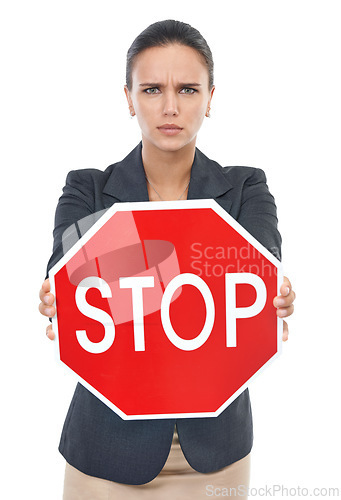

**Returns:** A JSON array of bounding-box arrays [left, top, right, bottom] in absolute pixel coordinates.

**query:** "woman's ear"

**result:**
[[208, 85, 215, 111], [124, 85, 135, 117], [206, 86, 215, 117]]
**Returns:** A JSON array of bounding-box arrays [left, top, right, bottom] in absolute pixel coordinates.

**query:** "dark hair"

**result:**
[[126, 19, 214, 91]]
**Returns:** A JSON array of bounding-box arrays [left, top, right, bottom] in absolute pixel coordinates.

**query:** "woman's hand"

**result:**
[[39, 278, 56, 340], [273, 276, 296, 342]]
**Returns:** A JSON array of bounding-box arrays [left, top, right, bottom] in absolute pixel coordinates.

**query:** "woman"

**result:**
[[39, 20, 295, 499]]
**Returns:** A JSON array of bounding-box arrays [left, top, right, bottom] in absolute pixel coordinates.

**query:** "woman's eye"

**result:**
[[180, 88, 197, 95], [145, 88, 160, 94]]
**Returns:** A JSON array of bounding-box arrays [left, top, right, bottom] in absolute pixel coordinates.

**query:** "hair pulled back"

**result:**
[[126, 19, 214, 91]]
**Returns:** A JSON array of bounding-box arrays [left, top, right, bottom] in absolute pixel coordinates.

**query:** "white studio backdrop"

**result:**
[[0, 1, 340, 498]]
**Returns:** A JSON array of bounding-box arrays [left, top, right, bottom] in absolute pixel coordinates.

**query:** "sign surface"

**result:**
[[49, 199, 283, 420]]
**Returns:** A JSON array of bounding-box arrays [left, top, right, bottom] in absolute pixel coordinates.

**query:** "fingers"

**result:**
[[46, 324, 56, 341], [39, 278, 56, 318], [38, 301, 56, 318], [279, 277, 296, 307], [39, 290, 55, 306], [39, 279, 56, 340], [273, 275, 296, 341], [276, 303, 294, 319], [280, 275, 291, 296], [273, 276, 296, 312], [42, 278, 51, 293], [39, 278, 54, 304], [275, 289, 296, 309]]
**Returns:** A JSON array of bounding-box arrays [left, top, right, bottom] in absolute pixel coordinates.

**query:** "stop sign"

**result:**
[[49, 199, 283, 420]]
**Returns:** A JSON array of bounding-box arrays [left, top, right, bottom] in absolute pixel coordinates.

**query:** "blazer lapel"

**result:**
[[103, 143, 150, 202], [187, 148, 233, 204], [102, 142, 233, 210]]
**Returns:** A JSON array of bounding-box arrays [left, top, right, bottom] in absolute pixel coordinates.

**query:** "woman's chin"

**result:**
[[143, 134, 195, 154]]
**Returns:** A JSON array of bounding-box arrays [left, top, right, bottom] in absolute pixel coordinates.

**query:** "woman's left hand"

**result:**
[[273, 276, 296, 342]]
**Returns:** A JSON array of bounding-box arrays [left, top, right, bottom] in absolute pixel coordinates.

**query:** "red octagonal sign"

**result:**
[[49, 199, 283, 420]]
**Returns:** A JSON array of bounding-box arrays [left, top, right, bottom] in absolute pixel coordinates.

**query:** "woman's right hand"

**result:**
[[39, 278, 56, 340]]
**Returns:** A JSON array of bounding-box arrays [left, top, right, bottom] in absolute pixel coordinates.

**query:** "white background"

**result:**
[[1, 1, 340, 498]]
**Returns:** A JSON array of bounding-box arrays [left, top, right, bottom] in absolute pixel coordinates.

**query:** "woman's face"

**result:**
[[124, 44, 215, 153]]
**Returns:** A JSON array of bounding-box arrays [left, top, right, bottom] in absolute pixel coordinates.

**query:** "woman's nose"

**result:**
[[162, 92, 179, 116]]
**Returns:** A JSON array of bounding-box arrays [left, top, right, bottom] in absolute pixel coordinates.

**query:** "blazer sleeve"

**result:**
[[232, 167, 282, 261], [45, 169, 96, 278]]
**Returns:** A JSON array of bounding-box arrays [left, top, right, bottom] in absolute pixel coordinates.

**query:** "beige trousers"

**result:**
[[63, 429, 251, 500]]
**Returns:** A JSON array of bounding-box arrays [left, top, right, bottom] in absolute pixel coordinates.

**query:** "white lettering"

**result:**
[[74, 272, 268, 354], [225, 273, 267, 347], [75, 277, 115, 354], [119, 276, 155, 351], [161, 273, 215, 351]]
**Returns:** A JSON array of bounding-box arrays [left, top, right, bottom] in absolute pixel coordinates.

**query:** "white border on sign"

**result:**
[[49, 199, 283, 420]]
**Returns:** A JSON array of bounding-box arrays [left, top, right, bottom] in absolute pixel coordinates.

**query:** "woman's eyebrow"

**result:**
[[139, 83, 202, 87]]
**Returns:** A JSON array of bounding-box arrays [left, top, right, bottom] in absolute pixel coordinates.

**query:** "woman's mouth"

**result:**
[[157, 124, 183, 136]]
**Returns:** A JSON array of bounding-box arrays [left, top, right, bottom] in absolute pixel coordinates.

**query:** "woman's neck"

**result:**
[[141, 138, 195, 201]]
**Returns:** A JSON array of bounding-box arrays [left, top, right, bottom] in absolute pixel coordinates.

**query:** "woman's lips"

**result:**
[[157, 124, 183, 136]]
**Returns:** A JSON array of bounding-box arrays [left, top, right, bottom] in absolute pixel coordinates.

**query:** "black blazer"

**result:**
[[46, 142, 281, 485]]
